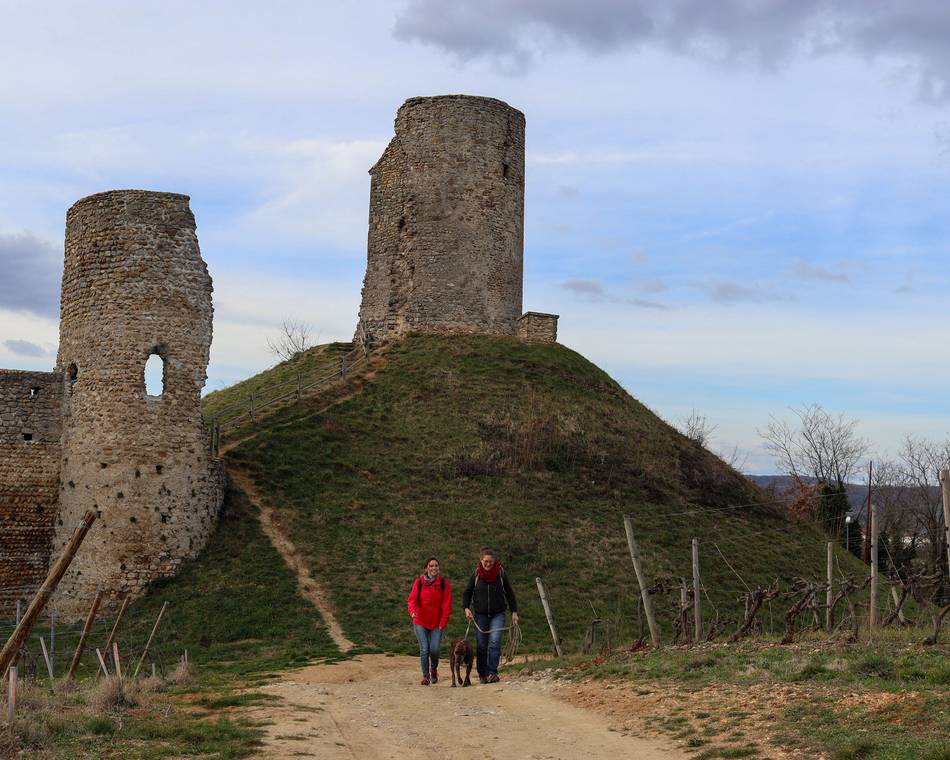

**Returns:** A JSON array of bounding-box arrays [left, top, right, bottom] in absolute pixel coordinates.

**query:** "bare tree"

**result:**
[[266, 318, 314, 362], [680, 408, 717, 447], [898, 436, 950, 578], [759, 404, 868, 487]]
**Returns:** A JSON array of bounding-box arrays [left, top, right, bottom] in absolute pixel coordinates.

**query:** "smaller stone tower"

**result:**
[[356, 95, 525, 343], [52, 190, 224, 616]]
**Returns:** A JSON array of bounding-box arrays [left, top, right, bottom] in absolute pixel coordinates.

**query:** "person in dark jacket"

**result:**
[[462, 547, 518, 683], [407, 557, 452, 685]]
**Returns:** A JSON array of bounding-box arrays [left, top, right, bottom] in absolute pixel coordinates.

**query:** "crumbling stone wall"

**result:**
[[0, 371, 61, 613], [356, 95, 525, 342], [52, 190, 225, 617], [517, 312, 559, 344]]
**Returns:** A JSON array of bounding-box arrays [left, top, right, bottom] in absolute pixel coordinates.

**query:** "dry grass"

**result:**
[[89, 675, 137, 712], [165, 659, 194, 687], [134, 674, 164, 694], [0, 722, 20, 758]]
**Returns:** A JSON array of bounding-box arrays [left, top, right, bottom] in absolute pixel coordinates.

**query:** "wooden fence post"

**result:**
[[67, 589, 103, 681], [826, 541, 834, 633], [39, 636, 54, 682], [133, 601, 169, 678], [95, 648, 110, 678], [6, 665, 16, 722], [0, 510, 96, 677], [692, 538, 702, 642], [623, 516, 661, 647], [940, 469, 950, 586], [869, 503, 879, 630], [535, 578, 563, 657], [112, 642, 122, 681], [679, 582, 690, 642]]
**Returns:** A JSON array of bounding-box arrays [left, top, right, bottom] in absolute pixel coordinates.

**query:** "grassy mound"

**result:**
[[114, 484, 339, 681], [224, 334, 865, 655]]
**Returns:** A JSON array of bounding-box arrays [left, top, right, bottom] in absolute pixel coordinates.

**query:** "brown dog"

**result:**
[[450, 638, 473, 687]]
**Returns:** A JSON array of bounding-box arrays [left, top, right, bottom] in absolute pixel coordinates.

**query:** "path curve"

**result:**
[[247, 655, 687, 759], [228, 465, 355, 652]]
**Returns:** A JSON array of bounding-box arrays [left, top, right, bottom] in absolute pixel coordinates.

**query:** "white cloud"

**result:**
[[231, 137, 386, 251]]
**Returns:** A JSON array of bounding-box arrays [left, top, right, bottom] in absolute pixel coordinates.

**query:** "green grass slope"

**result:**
[[224, 334, 863, 655]]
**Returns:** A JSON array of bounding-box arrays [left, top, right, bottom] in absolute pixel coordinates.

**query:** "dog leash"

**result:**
[[463, 618, 523, 663]]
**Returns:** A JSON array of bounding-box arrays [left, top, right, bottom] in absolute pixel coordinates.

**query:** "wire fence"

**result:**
[[203, 343, 368, 454]]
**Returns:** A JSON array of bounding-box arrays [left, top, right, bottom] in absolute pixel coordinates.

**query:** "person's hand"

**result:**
[[511, 612, 519, 625], [464, 607, 474, 620]]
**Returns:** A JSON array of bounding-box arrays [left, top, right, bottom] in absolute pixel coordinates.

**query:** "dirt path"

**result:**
[[227, 465, 355, 652], [248, 655, 687, 759]]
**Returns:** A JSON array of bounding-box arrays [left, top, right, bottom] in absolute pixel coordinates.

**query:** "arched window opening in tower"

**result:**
[[144, 352, 166, 397], [67, 363, 78, 387]]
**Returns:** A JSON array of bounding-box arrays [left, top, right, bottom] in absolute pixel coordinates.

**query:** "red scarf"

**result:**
[[476, 561, 502, 583]]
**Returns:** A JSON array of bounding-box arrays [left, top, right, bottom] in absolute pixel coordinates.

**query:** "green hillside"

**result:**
[[218, 334, 864, 655]]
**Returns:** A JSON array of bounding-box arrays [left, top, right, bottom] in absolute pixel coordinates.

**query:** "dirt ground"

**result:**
[[247, 655, 688, 759]]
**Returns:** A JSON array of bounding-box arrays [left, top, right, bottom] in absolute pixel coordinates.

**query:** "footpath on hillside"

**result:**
[[246, 655, 687, 760]]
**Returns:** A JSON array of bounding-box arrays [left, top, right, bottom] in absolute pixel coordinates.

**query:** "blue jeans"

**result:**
[[413, 625, 443, 677], [474, 612, 506, 677]]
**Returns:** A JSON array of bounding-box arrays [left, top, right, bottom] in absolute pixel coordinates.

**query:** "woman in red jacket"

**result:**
[[407, 557, 452, 685]]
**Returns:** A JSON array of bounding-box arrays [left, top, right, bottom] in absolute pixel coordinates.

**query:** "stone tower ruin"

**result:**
[[0, 190, 225, 619], [355, 95, 526, 343]]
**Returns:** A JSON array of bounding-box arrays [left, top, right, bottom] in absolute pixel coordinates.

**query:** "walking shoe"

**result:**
[[478, 675, 488, 684], [420, 677, 430, 686], [430, 668, 438, 684], [487, 674, 500, 683]]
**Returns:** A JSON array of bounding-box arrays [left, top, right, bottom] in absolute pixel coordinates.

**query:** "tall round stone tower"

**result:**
[[52, 190, 224, 617], [356, 95, 525, 343]]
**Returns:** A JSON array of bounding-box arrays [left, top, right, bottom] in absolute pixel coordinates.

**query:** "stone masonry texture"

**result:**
[[356, 95, 525, 342], [0, 371, 62, 612], [45, 190, 225, 618], [517, 312, 559, 344]]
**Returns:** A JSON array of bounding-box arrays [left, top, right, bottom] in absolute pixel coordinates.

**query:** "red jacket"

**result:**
[[407, 575, 452, 629]]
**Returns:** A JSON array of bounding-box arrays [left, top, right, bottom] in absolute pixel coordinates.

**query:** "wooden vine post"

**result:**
[[940, 469, 950, 585], [535, 578, 563, 657], [623, 516, 661, 647], [0, 510, 97, 678], [826, 541, 834, 633], [67, 589, 103, 681], [692, 538, 702, 641], [869, 503, 879, 630], [133, 601, 169, 677]]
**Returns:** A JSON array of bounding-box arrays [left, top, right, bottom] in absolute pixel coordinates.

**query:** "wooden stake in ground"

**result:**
[[133, 601, 169, 678], [623, 516, 661, 647], [67, 589, 103, 681], [940, 468, 950, 585], [826, 541, 834, 632], [98, 596, 130, 680], [94, 648, 110, 678], [112, 643, 122, 681], [106, 596, 130, 648], [692, 538, 702, 642], [0, 510, 96, 677], [535, 578, 563, 657], [870, 503, 879, 630], [39, 636, 54, 681], [889, 585, 908, 626], [6, 665, 16, 722]]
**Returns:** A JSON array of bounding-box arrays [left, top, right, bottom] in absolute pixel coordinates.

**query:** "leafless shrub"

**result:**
[[450, 393, 597, 477], [166, 658, 194, 687], [133, 674, 164, 694], [266, 318, 314, 362], [680, 409, 717, 447], [90, 676, 137, 712]]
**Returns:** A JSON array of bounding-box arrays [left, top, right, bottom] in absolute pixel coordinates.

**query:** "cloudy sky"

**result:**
[[2, 0, 949, 473]]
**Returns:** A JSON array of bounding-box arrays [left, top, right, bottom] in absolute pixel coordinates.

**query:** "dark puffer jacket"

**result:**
[[462, 568, 518, 616]]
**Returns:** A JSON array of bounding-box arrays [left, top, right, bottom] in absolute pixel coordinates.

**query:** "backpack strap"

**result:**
[[416, 576, 445, 604]]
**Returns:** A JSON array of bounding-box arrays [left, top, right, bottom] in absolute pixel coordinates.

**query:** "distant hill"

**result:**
[[748, 474, 871, 514]]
